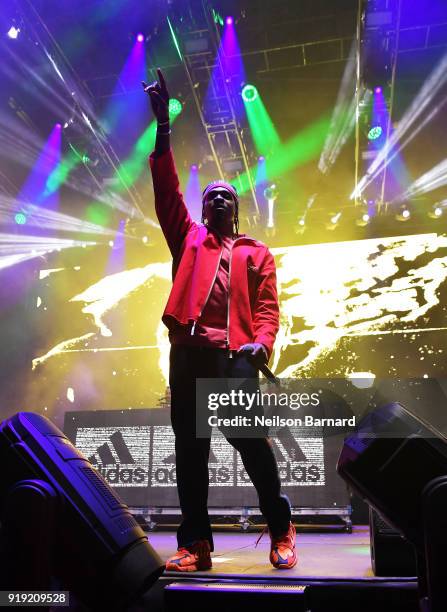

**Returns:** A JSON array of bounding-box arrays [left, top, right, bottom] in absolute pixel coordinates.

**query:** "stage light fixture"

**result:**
[[352, 53, 447, 201], [293, 217, 305, 235], [0, 412, 164, 605], [263, 184, 278, 201], [7, 26, 20, 39], [428, 203, 444, 219], [368, 126, 383, 140], [396, 205, 410, 221], [242, 84, 259, 103], [356, 210, 371, 227], [258, 156, 265, 161], [375, 86, 382, 94], [212, 9, 224, 26], [263, 185, 278, 229], [326, 211, 342, 231], [331, 212, 341, 224], [63, 118, 74, 130], [226, 16, 234, 25], [136, 33, 145, 43], [191, 164, 198, 171], [168, 98, 182, 116], [14, 212, 27, 225]]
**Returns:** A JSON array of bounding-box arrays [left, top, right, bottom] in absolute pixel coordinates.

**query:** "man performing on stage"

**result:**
[[143, 69, 296, 572]]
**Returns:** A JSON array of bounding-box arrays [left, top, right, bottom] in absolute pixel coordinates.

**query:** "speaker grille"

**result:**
[[80, 466, 123, 509], [115, 514, 139, 533], [372, 509, 399, 534]]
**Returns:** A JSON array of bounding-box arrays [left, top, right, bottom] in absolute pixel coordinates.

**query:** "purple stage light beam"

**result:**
[[102, 39, 148, 157], [185, 164, 202, 222], [106, 218, 127, 275], [17, 123, 63, 216], [204, 13, 246, 122], [369, 88, 410, 201]]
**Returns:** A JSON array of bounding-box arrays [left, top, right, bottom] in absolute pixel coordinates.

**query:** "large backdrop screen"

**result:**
[[29, 232, 447, 414]]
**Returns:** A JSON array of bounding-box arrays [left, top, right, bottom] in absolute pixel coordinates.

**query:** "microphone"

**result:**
[[257, 362, 281, 387], [246, 353, 281, 387]]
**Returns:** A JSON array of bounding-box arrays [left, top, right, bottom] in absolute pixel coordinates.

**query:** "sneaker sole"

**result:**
[[271, 556, 298, 569], [166, 561, 212, 572]]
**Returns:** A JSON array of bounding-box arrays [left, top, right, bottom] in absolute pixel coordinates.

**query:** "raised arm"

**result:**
[[142, 68, 193, 259]]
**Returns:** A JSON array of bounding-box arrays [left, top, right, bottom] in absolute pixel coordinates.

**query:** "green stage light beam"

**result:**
[[114, 121, 157, 192], [242, 85, 280, 157], [85, 202, 112, 227], [235, 114, 331, 195], [115, 108, 181, 191], [44, 149, 82, 196]]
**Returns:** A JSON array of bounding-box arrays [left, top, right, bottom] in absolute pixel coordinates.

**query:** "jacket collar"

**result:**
[[202, 223, 259, 245]]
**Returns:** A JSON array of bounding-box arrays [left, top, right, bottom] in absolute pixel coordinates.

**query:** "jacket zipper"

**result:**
[[191, 245, 224, 335], [226, 237, 241, 353]]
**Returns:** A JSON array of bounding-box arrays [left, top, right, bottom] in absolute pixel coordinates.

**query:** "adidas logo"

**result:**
[[83, 428, 149, 486], [151, 426, 233, 487], [272, 427, 324, 485], [89, 430, 135, 466], [238, 426, 325, 486]]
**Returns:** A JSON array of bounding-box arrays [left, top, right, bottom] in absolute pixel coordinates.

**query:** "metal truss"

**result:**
[[83, 18, 447, 97], [167, 0, 260, 216]]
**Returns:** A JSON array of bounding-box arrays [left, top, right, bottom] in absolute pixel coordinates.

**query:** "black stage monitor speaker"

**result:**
[[0, 412, 164, 611], [337, 401, 447, 550], [337, 401, 447, 612], [369, 506, 417, 577]]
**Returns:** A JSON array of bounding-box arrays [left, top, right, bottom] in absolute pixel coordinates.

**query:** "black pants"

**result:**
[[169, 344, 291, 551]]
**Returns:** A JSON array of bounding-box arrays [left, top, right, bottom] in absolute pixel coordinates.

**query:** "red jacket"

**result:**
[[149, 149, 279, 360]]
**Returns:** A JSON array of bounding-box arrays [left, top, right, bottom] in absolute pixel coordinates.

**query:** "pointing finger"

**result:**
[[157, 68, 168, 94]]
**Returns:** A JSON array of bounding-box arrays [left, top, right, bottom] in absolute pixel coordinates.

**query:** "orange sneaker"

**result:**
[[165, 540, 212, 572], [269, 522, 297, 569]]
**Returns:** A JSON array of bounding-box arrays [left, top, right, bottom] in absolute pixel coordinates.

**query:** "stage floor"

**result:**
[[149, 525, 377, 579]]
